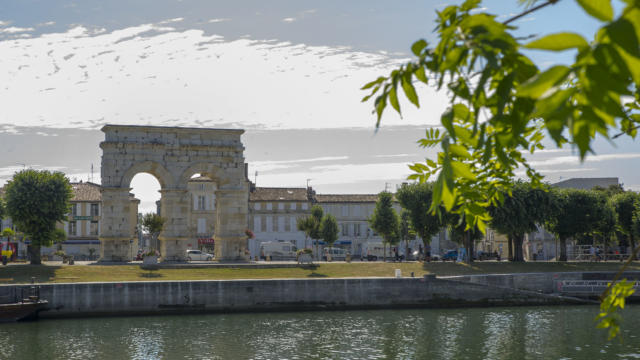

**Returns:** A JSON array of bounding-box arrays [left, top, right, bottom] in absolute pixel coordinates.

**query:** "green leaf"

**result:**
[[415, 66, 429, 84], [389, 85, 401, 115], [576, 0, 613, 22], [411, 39, 428, 56], [401, 73, 420, 107], [451, 161, 476, 180], [525, 32, 589, 51], [518, 65, 571, 99]]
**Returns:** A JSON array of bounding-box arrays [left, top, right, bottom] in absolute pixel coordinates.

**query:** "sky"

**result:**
[[0, 0, 637, 213]]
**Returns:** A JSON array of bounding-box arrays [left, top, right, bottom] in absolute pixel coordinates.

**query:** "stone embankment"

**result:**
[[1, 273, 615, 319]]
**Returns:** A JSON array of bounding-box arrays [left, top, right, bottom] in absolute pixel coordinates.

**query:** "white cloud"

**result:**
[[38, 21, 56, 27], [208, 18, 230, 23], [282, 17, 296, 23], [1, 26, 34, 33], [0, 21, 10, 26], [159, 17, 184, 24], [529, 153, 640, 167], [0, 24, 449, 130]]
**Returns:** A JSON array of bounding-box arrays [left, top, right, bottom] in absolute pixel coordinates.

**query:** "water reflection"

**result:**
[[0, 306, 638, 359]]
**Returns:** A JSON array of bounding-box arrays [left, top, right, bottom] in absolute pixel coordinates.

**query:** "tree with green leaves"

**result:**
[[4, 169, 73, 264], [1, 228, 15, 240], [611, 191, 640, 258], [546, 189, 609, 261], [141, 213, 166, 253], [369, 191, 400, 261], [297, 205, 324, 260], [320, 214, 339, 259], [362, 0, 639, 338], [398, 209, 416, 261], [396, 182, 444, 254], [489, 181, 555, 262]]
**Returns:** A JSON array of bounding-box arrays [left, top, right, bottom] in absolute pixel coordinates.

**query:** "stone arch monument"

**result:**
[[99, 124, 249, 262]]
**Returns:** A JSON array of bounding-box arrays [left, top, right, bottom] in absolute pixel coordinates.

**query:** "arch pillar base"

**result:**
[[214, 236, 250, 262], [99, 237, 134, 262], [159, 237, 189, 262]]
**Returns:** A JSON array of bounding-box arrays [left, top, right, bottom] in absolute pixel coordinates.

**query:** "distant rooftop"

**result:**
[[70, 181, 102, 202], [315, 194, 383, 203], [552, 177, 619, 190], [250, 187, 309, 202]]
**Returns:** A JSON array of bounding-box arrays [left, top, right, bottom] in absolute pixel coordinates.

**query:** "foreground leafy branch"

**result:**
[[363, 0, 640, 339]]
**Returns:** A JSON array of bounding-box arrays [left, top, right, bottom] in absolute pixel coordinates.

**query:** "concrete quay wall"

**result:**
[[442, 271, 640, 294], [1, 277, 576, 319]]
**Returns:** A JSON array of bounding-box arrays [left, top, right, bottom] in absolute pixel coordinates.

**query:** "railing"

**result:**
[[557, 280, 640, 294], [0, 282, 41, 304]]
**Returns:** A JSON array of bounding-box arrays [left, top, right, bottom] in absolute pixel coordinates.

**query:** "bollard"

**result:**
[[411, 272, 415, 277], [395, 269, 402, 278]]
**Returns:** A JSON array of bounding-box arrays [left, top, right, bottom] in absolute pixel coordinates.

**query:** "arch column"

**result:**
[[158, 188, 190, 261], [214, 185, 249, 262], [99, 187, 135, 261]]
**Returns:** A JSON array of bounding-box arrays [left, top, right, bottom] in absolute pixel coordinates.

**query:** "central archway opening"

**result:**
[[130, 173, 162, 254], [188, 173, 217, 256]]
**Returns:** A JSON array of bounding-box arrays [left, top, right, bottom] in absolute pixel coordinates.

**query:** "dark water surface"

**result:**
[[0, 306, 639, 359]]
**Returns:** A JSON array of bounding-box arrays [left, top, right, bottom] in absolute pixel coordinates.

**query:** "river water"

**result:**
[[0, 306, 638, 359]]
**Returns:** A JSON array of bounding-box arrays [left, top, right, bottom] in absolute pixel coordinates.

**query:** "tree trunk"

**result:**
[[631, 234, 636, 260], [405, 239, 409, 262], [464, 231, 473, 263], [28, 245, 41, 265], [383, 243, 387, 262], [512, 234, 524, 262], [507, 234, 513, 261], [468, 232, 474, 263], [559, 237, 567, 262]]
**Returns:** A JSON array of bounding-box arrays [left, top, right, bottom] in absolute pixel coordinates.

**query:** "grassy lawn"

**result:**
[[0, 261, 639, 284]]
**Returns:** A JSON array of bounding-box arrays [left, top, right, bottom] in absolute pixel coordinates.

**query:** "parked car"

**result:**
[[186, 249, 213, 261], [442, 250, 458, 261], [476, 250, 499, 261], [260, 241, 297, 260], [323, 247, 347, 261], [361, 242, 385, 261]]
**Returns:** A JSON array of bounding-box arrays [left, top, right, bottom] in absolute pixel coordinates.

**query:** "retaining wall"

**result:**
[[0, 276, 577, 319]]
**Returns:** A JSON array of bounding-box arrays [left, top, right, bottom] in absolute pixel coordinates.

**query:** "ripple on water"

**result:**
[[0, 306, 639, 359]]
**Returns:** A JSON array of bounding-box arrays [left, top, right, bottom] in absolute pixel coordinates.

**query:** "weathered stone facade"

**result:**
[[99, 125, 249, 262]]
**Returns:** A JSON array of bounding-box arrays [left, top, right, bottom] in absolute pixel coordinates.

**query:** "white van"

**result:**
[[259, 241, 297, 260], [322, 247, 347, 261], [361, 242, 386, 261]]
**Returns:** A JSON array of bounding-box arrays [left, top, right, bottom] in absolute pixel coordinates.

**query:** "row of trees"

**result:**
[[373, 182, 640, 263], [297, 205, 339, 259]]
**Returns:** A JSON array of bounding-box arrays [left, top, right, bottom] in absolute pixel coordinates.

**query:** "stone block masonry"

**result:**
[[0, 277, 581, 319]]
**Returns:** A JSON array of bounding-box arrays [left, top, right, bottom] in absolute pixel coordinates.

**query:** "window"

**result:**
[[284, 216, 291, 232], [254, 203, 261, 210], [197, 218, 206, 234], [301, 203, 308, 210], [69, 221, 77, 236], [341, 206, 348, 217], [199, 184, 205, 191], [261, 216, 267, 232], [290, 217, 297, 232], [290, 203, 297, 210], [90, 221, 99, 235], [254, 216, 262, 233], [278, 203, 285, 210], [342, 224, 348, 236], [266, 203, 273, 210], [211, 194, 216, 210], [278, 216, 285, 232], [197, 196, 206, 210], [266, 216, 273, 232], [90, 203, 99, 217], [71, 204, 78, 217]]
